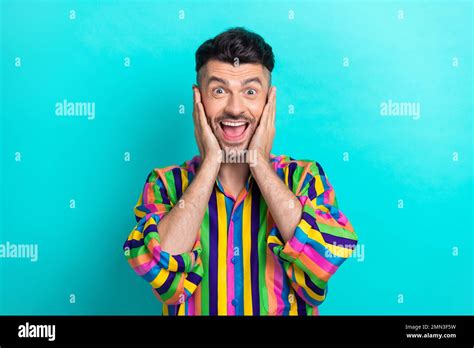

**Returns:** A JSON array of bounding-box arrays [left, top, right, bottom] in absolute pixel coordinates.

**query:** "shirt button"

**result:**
[[231, 299, 238, 306]]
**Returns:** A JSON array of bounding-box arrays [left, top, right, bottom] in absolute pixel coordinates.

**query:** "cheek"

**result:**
[[201, 98, 228, 133], [202, 98, 217, 120], [201, 97, 220, 121], [248, 98, 267, 121]]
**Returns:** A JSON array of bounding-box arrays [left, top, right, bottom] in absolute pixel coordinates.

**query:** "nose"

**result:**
[[223, 93, 246, 118]]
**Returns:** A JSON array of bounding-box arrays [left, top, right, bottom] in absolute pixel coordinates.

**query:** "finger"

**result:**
[[192, 86, 199, 123], [194, 87, 206, 129], [270, 86, 276, 127], [197, 101, 220, 158], [193, 85, 199, 104], [259, 101, 270, 128], [192, 87, 204, 155], [265, 87, 275, 127], [197, 101, 209, 130], [196, 101, 213, 146], [194, 89, 206, 132], [194, 85, 202, 104], [193, 109, 202, 151]]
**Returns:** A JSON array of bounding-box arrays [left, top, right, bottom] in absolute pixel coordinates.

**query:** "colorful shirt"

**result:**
[[123, 154, 358, 315]]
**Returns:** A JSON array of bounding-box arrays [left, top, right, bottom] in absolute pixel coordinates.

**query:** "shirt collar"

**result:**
[[215, 172, 254, 199]]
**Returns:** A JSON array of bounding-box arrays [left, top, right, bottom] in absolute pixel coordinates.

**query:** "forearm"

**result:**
[[250, 154, 302, 242], [158, 158, 219, 254]]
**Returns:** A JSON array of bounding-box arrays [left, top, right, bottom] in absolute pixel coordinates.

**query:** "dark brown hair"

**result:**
[[195, 27, 275, 83]]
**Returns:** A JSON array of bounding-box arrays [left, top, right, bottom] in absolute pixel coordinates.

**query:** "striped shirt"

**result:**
[[123, 154, 358, 315]]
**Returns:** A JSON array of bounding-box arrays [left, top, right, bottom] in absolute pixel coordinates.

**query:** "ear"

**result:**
[[194, 83, 204, 96]]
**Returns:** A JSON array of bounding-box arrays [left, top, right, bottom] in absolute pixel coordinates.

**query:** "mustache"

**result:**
[[215, 114, 255, 125]]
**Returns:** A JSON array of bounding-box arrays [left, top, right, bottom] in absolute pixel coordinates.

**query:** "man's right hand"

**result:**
[[192, 85, 221, 171], [156, 86, 222, 255]]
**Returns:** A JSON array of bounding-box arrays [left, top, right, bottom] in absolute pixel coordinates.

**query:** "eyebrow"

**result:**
[[206, 76, 263, 87], [242, 77, 263, 87]]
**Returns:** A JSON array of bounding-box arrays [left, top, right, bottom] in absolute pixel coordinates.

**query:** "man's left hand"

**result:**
[[248, 86, 277, 164]]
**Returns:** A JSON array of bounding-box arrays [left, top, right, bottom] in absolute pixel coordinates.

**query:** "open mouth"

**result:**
[[219, 120, 251, 143]]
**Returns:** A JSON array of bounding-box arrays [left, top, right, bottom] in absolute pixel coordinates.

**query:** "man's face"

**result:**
[[197, 60, 271, 153]]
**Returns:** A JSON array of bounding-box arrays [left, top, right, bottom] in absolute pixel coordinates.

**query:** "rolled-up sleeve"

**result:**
[[267, 162, 358, 307], [123, 168, 204, 305]]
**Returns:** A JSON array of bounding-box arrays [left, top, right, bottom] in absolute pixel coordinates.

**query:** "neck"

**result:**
[[218, 162, 250, 198]]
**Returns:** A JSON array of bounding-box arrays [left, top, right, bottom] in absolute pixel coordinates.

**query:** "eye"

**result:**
[[213, 87, 226, 95], [245, 88, 257, 96]]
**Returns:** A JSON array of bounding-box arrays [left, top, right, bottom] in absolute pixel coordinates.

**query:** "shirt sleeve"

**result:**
[[123, 168, 204, 305], [267, 161, 358, 307]]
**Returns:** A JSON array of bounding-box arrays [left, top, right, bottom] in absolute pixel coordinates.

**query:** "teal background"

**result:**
[[0, 0, 472, 315]]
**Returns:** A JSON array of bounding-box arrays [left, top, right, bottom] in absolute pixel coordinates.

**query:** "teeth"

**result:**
[[221, 121, 247, 127]]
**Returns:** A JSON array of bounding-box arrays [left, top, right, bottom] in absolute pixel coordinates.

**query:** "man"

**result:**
[[123, 27, 358, 316]]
